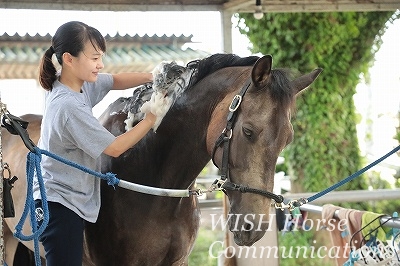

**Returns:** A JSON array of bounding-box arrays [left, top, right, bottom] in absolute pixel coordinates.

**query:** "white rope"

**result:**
[[118, 179, 191, 197]]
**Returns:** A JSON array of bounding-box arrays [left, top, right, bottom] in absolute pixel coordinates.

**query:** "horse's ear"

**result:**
[[292, 68, 323, 94], [251, 55, 272, 88]]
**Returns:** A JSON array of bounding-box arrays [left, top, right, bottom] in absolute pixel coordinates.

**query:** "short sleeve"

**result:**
[[83, 73, 114, 107], [62, 103, 116, 159]]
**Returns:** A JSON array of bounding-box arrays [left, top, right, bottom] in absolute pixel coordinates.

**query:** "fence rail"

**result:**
[[198, 188, 400, 230], [283, 188, 400, 204], [299, 203, 400, 229]]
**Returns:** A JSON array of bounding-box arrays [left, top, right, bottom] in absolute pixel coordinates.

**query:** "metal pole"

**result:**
[[0, 94, 5, 265]]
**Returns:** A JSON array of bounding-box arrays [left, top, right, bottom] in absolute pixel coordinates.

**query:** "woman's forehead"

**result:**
[[83, 41, 104, 55]]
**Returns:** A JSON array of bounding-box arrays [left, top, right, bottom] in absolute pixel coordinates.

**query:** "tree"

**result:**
[[236, 11, 399, 193]]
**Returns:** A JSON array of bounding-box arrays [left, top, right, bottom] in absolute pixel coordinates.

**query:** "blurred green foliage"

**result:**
[[236, 11, 399, 194], [188, 227, 222, 265]]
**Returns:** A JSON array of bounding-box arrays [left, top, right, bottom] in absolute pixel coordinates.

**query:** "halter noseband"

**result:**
[[211, 80, 284, 204]]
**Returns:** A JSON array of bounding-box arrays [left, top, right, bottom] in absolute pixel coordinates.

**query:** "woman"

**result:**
[[33, 21, 160, 265]]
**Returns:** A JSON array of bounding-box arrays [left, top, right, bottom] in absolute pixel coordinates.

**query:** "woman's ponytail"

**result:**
[[38, 46, 57, 91]]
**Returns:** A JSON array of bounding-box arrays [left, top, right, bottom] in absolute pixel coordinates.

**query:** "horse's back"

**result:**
[[2, 113, 42, 185], [2, 113, 42, 149]]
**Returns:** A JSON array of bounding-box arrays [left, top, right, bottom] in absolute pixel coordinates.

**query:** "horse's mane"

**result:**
[[120, 54, 260, 116], [188, 53, 296, 108], [186, 53, 260, 87], [267, 68, 296, 108], [119, 53, 296, 126]]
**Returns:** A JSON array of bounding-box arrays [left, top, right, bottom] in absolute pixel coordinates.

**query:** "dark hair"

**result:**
[[39, 21, 106, 91]]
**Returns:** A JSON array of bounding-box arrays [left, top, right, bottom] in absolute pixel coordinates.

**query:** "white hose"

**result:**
[[118, 179, 191, 197]]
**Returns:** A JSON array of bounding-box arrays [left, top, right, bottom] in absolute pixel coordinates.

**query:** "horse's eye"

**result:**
[[242, 127, 253, 139]]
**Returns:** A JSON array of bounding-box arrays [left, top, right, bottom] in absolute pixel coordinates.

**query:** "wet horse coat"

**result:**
[[2, 54, 321, 265]]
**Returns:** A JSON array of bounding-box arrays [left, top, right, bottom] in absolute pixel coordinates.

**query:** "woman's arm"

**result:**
[[112, 72, 153, 90], [103, 113, 156, 157]]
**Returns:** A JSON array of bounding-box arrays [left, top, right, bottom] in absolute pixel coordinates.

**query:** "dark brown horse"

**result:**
[[2, 53, 321, 265]]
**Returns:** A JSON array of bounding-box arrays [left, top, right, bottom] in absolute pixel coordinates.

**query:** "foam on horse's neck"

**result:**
[[124, 111, 143, 131], [124, 62, 192, 132]]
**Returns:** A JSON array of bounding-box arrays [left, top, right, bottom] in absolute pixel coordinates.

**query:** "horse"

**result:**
[[2, 53, 322, 265]]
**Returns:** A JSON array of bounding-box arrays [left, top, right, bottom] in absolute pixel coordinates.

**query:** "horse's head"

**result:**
[[208, 55, 322, 246]]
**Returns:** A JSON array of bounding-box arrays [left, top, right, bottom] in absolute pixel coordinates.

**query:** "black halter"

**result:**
[[211, 80, 284, 204]]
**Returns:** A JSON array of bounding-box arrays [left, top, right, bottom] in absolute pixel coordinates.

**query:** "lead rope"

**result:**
[[14, 146, 119, 266], [10, 144, 134, 266], [307, 145, 400, 203], [12, 145, 192, 266], [279, 145, 400, 211], [14, 151, 49, 266]]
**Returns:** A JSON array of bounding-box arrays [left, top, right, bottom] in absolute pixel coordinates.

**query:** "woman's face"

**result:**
[[72, 41, 105, 83]]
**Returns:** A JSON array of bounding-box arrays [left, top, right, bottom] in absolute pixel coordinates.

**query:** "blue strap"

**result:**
[[307, 145, 400, 203], [13, 147, 121, 266], [343, 250, 360, 266]]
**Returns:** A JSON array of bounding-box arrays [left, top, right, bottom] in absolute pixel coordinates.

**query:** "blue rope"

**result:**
[[35, 147, 120, 187], [14, 151, 49, 266], [307, 145, 400, 203], [13, 146, 121, 266], [13, 142, 399, 265]]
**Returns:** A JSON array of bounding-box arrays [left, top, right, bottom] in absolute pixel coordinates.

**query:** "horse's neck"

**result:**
[[104, 69, 246, 189], [138, 84, 230, 188]]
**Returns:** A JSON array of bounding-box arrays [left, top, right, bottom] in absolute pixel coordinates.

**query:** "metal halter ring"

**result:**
[[189, 179, 227, 197], [221, 128, 232, 139], [274, 198, 308, 211]]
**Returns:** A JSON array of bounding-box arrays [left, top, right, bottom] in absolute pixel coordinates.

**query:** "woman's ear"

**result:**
[[62, 52, 73, 66]]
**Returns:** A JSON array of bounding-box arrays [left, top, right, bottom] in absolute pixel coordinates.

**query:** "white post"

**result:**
[[221, 10, 233, 53], [228, 207, 280, 266]]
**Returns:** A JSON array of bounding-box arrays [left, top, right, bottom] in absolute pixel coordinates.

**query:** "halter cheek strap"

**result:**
[[211, 80, 250, 176], [210, 80, 284, 204]]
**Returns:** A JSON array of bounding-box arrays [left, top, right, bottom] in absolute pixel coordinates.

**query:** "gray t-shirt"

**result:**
[[33, 73, 116, 223]]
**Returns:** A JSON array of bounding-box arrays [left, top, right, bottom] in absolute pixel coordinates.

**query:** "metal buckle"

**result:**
[[274, 198, 308, 211], [229, 95, 242, 112], [2, 163, 11, 178], [208, 179, 226, 192], [190, 189, 204, 197], [35, 207, 44, 222]]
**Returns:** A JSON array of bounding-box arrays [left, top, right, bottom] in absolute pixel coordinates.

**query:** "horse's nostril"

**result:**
[[244, 223, 252, 231]]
